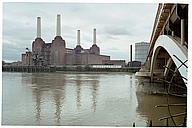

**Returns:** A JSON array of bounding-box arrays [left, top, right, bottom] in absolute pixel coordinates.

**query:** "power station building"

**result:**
[[21, 14, 110, 66]]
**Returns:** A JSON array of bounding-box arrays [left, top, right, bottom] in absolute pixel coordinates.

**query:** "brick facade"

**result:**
[[21, 37, 110, 66]]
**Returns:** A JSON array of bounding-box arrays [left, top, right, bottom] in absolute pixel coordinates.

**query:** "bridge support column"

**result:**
[[181, 19, 185, 45], [171, 31, 174, 37]]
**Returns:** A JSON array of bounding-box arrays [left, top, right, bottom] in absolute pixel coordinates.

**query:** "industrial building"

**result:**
[[135, 42, 150, 64], [21, 14, 110, 66]]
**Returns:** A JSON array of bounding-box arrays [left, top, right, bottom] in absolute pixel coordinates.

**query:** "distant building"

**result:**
[[135, 42, 149, 64], [91, 65, 122, 68], [21, 14, 110, 66], [102, 60, 126, 66], [127, 61, 141, 67], [2, 61, 22, 66]]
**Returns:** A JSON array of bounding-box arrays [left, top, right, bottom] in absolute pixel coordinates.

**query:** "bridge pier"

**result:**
[[171, 31, 174, 37]]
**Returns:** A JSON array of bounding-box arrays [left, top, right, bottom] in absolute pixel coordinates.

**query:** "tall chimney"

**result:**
[[37, 17, 41, 38], [130, 45, 132, 62], [93, 28, 96, 44], [56, 14, 61, 36], [77, 30, 80, 45]]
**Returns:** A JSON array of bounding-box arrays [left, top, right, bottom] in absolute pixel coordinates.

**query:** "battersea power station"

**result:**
[[21, 14, 111, 66]]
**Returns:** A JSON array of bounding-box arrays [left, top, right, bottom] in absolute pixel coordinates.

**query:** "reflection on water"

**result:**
[[33, 87, 41, 124], [76, 75, 82, 110], [91, 79, 98, 112], [2, 72, 186, 126], [135, 77, 186, 126]]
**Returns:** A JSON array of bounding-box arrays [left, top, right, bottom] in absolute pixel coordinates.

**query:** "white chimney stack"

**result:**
[[77, 30, 80, 45], [37, 17, 41, 38], [93, 28, 96, 44], [56, 14, 61, 36]]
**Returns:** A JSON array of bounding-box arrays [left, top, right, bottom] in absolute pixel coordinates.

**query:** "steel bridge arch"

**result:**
[[150, 35, 188, 86]]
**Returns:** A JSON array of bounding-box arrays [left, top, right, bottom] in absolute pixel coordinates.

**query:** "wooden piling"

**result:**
[[133, 122, 135, 127], [148, 120, 152, 127]]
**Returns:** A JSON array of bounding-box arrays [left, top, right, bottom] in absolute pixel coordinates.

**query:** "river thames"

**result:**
[[2, 72, 186, 126]]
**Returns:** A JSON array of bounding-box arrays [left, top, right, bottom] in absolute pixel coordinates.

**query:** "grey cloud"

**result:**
[[3, 42, 23, 61], [103, 26, 132, 36]]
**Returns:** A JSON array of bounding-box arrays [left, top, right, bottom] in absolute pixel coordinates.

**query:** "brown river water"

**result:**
[[2, 72, 186, 126]]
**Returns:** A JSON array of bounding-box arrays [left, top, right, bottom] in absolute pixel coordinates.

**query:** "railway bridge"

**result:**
[[138, 3, 188, 86]]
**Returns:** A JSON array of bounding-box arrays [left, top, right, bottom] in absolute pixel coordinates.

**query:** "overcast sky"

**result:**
[[3, 2, 158, 62]]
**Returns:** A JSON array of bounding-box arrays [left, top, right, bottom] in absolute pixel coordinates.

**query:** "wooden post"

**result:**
[[148, 120, 152, 127], [166, 118, 168, 126], [133, 122, 135, 127]]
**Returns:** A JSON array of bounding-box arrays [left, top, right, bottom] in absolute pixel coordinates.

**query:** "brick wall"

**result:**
[[50, 36, 66, 65]]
